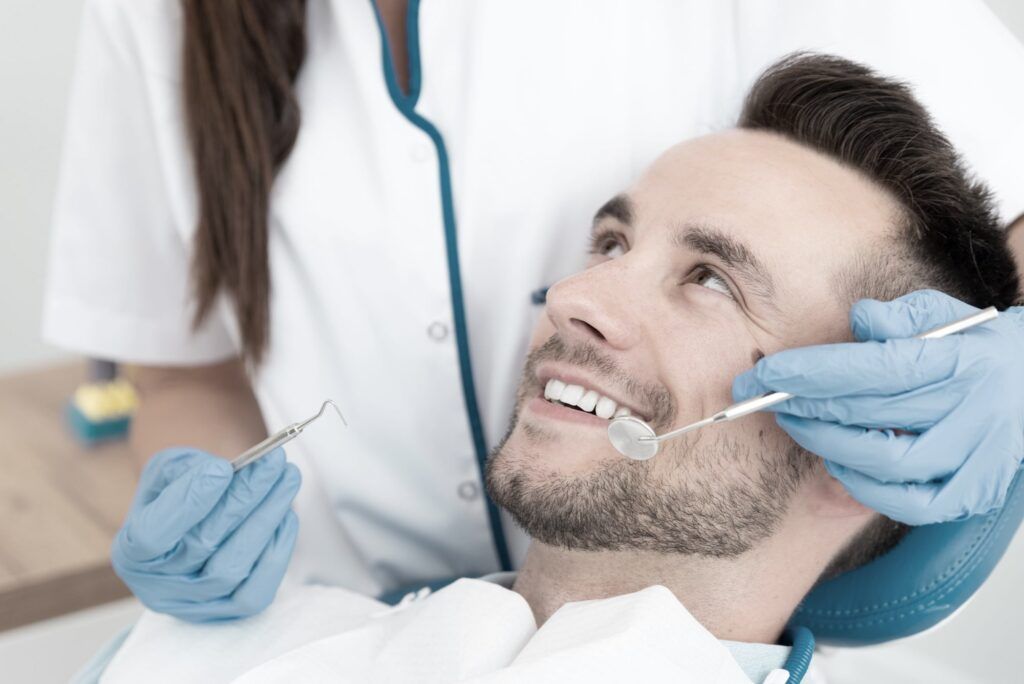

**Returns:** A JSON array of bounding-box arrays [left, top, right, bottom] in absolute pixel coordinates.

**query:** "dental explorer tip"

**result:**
[[322, 399, 348, 426]]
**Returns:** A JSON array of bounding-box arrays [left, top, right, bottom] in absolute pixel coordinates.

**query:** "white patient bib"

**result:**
[[102, 580, 756, 683]]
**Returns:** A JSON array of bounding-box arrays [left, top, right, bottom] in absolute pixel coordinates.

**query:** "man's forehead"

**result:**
[[645, 131, 890, 219], [606, 132, 899, 268]]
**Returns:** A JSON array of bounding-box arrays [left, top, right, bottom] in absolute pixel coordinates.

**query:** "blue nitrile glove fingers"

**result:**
[[182, 464, 301, 601], [170, 449, 290, 575], [824, 432, 1020, 526], [732, 336, 966, 430], [732, 289, 1024, 525], [167, 510, 299, 621], [774, 403, 988, 485], [849, 289, 978, 341], [202, 465, 301, 580], [115, 450, 232, 564], [774, 414, 917, 482], [115, 449, 286, 574], [111, 446, 301, 621]]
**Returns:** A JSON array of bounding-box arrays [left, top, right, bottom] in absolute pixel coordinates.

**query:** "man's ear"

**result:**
[[1008, 214, 1024, 286], [804, 462, 874, 520]]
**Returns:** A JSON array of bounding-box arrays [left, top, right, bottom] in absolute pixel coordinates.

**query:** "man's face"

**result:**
[[486, 130, 901, 555]]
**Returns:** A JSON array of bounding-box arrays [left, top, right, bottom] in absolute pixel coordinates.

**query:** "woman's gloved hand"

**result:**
[[111, 447, 301, 621], [733, 289, 1024, 526]]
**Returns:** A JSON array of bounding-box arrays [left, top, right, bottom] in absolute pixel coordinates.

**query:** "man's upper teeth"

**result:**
[[578, 390, 599, 412], [544, 378, 632, 420]]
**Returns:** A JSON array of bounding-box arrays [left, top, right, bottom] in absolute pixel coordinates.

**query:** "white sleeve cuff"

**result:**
[[42, 296, 237, 366]]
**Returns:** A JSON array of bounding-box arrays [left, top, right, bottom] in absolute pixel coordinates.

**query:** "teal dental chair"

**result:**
[[775, 466, 1024, 679]]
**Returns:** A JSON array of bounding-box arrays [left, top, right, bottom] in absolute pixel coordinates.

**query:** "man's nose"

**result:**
[[544, 266, 643, 350]]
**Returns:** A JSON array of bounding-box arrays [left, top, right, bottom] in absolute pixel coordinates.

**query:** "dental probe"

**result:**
[[230, 400, 348, 472], [608, 306, 999, 461]]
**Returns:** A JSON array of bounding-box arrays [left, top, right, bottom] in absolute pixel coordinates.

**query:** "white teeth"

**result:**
[[560, 384, 585, 406], [595, 396, 618, 420], [578, 390, 599, 412], [543, 377, 636, 421], [544, 378, 566, 400]]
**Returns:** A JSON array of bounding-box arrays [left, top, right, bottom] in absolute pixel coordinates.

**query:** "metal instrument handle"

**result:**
[[228, 400, 348, 472], [230, 424, 302, 472]]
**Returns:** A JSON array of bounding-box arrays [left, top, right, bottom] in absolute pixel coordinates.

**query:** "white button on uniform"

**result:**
[[410, 143, 431, 162], [457, 480, 479, 501], [427, 321, 449, 341]]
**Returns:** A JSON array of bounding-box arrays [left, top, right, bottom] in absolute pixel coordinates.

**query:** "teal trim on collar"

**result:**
[[368, 0, 512, 572]]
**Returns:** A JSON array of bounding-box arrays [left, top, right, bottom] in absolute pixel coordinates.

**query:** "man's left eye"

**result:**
[[692, 266, 735, 299]]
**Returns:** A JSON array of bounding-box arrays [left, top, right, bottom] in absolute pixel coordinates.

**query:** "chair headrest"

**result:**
[[789, 467, 1024, 646]]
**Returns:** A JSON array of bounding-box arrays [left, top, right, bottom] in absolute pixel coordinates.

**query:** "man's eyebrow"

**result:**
[[677, 224, 777, 303], [593, 194, 634, 226]]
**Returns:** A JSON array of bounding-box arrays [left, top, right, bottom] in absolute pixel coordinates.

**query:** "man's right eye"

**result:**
[[588, 229, 627, 259]]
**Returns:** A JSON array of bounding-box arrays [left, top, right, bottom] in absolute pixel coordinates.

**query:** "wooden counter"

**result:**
[[0, 361, 137, 631]]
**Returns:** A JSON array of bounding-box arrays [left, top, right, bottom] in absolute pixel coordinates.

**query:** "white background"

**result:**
[[0, 1, 1022, 682]]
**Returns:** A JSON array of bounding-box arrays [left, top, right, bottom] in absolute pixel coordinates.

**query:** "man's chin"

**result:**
[[485, 432, 653, 553]]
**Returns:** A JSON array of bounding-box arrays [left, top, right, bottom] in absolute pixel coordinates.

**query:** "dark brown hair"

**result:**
[[740, 52, 1020, 311], [182, 0, 308, 365], [739, 53, 1021, 579]]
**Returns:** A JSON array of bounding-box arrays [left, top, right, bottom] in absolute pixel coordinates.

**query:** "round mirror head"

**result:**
[[607, 416, 659, 461]]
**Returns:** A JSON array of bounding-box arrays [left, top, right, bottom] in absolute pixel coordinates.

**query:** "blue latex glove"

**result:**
[[111, 447, 301, 621], [733, 289, 1024, 525]]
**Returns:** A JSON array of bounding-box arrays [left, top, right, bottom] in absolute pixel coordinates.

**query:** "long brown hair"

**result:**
[[182, 0, 308, 365]]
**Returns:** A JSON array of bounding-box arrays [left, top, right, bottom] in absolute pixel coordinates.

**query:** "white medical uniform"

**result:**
[[45, 0, 1024, 596]]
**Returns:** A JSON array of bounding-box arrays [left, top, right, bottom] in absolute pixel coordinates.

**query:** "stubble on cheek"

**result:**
[[520, 418, 551, 443]]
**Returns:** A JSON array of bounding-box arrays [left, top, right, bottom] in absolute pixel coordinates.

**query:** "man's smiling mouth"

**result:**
[[544, 378, 631, 420], [541, 377, 648, 422]]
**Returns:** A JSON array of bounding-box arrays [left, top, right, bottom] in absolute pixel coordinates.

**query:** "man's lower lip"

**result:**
[[526, 396, 611, 427]]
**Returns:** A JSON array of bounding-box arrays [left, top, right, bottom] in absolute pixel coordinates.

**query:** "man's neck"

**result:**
[[512, 537, 829, 644]]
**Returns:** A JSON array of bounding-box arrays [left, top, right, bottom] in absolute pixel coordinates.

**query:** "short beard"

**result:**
[[485, 412, 816, 558]]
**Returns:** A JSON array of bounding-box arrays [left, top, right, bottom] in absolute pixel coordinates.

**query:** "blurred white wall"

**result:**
[[987, 0, 1024, 37], [0, 1, 1022, 682], [0, 0, 82, 372]]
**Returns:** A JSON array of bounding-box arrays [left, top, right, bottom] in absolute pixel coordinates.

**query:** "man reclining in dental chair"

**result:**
[[94, 54, 1023, 684]]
